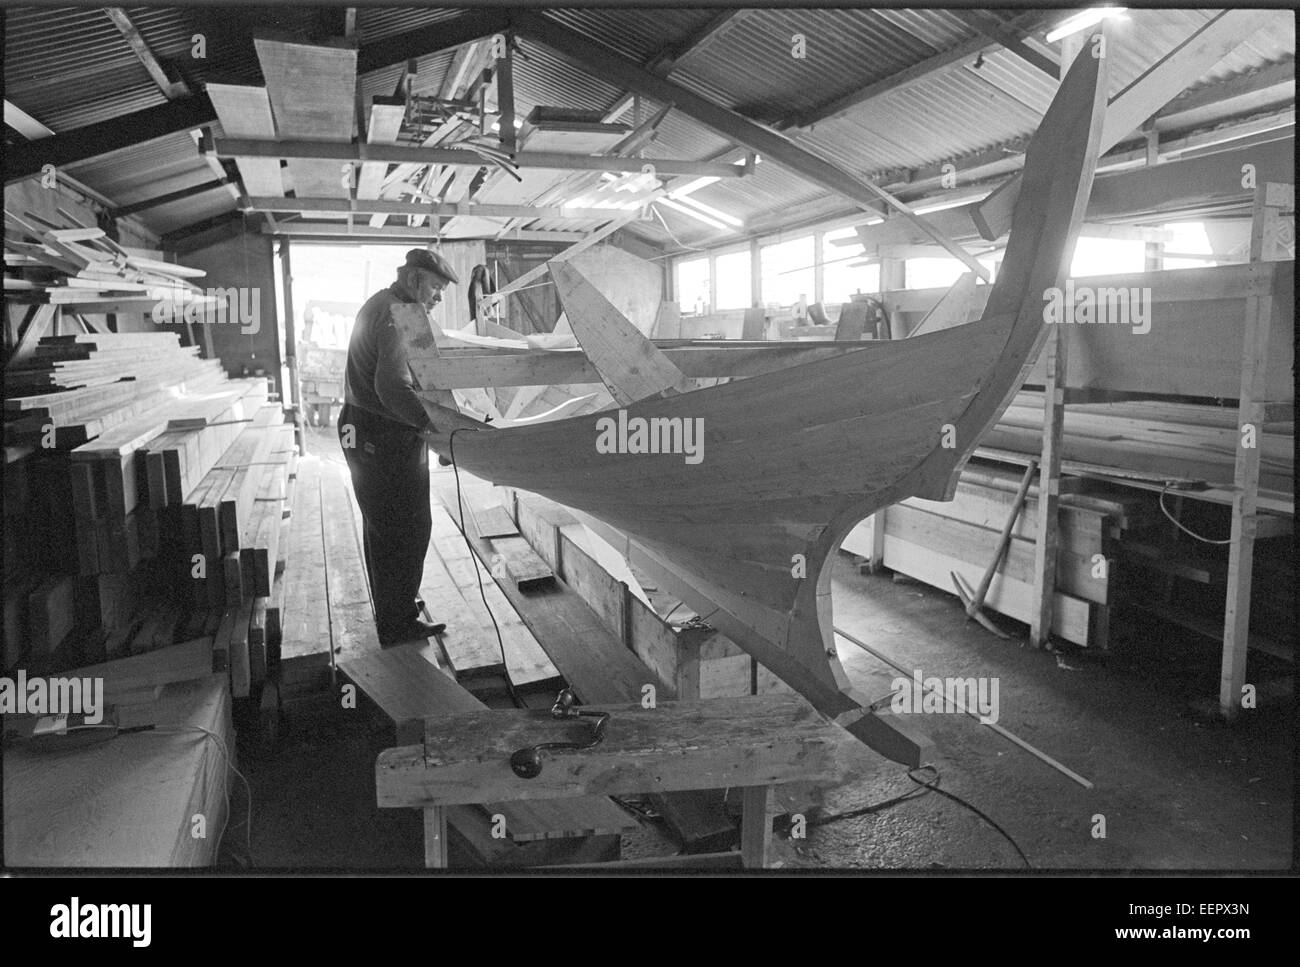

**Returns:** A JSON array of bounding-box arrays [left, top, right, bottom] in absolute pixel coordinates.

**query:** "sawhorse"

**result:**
[[376, 693, 861, 869]]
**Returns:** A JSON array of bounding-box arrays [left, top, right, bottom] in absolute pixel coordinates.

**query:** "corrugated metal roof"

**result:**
[[669, 7, 975, 124], [4, 6, 1292, 249], [539, 7, 722, 64]]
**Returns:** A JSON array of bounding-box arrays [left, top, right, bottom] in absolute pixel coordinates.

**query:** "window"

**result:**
[[761, 235, 814, 307], [1161, 221, 1219, 270], [1069, 236, 1145, 277], [822, 228, 879, 304], [713, 249, 752, 309], [675, 256, 711, 315]]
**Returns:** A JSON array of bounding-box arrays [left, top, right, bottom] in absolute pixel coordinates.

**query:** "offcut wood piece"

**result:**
[[377, 693, 860, 868]]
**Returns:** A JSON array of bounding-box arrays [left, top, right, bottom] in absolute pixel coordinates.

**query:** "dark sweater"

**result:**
[[343, 282, 432, 429]]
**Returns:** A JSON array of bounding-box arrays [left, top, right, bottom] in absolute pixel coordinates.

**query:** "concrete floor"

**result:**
[[226, 425, 1291, 871]]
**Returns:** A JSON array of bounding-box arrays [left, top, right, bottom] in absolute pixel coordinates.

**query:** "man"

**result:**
[[338, 248, 459, 645]]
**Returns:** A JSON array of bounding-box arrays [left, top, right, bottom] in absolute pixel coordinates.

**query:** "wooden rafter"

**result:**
[[513, 11, 990, 279], [105, 7, 189, 99]]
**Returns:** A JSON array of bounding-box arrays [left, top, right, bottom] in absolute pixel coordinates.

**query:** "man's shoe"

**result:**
[[380, 617, 447, 646]]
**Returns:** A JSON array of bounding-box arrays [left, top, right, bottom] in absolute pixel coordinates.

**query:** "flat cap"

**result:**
[[405, 248, 459, 285]]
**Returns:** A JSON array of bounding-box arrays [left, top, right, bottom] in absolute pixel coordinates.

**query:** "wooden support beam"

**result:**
[[1220, 261, 1281, 718], [110, 179, 232, 218], [950, 10, 1059, 78], [1029, 327, 1068, 650], [6, 94, 216, 185], [212, 137, 745, 178], [513, 10, 989, 280], [246, 197, 633, 220], [259, 222, 583, 242], [105, 8, 189, 99], [497, 38, 516, 155], [4, 100, 55, 139]]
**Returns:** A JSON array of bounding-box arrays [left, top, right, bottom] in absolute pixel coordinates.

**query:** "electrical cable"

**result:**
[[449, 426, 524, 709], [649, 204, 706, 256], [907, 766, 1031, 868], [795, 765, 1031, 868], [1159, 481, 1232, 545]]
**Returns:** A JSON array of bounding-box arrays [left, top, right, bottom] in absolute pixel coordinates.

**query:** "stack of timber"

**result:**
[[981, 390, 1294, 501], [1, 328, 294, 708], [3, 673, 234, 867], [843, 460, 1159, 648], [3, 207, 215, 318]]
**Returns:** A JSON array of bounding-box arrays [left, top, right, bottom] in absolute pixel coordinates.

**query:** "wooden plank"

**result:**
[[437, 480, 645, 701], [319, 462, 379, 665], [377, 694, 852, 807], [64, 637, 215, 702], [280, 457, 333, 687], [428, 498, 560, 687], [229, 594, 255, 698], [205, 83, 284, 196]]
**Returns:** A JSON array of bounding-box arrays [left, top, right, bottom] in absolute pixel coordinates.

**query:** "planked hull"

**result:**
[[400, 40, 1112, 765]]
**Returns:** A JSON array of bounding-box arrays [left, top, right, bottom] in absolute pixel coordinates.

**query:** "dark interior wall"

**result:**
[[181, 231, 282, 387]]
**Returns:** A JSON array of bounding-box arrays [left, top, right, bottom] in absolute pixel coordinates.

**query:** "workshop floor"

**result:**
[[226, 425, 1291, 871]]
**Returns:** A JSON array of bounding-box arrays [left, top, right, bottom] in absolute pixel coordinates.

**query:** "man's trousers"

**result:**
[[338, 402, 431, 642]]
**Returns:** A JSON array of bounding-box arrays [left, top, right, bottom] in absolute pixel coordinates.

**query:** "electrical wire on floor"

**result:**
[[449, 426, 524, 710], [45, 722, 254, 867], [789, 764, 1031, 869], [1159, 481, 1232, 545]]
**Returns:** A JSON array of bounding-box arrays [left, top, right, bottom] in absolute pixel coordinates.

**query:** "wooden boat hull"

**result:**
[[402, 39, 1111, 766]]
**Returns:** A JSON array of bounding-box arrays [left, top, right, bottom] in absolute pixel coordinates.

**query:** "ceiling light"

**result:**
[[670, 176, 720, 198], [657, 198, 727, 231], [675, 195, 743, 228], [1045, 7, 1127, 44]]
